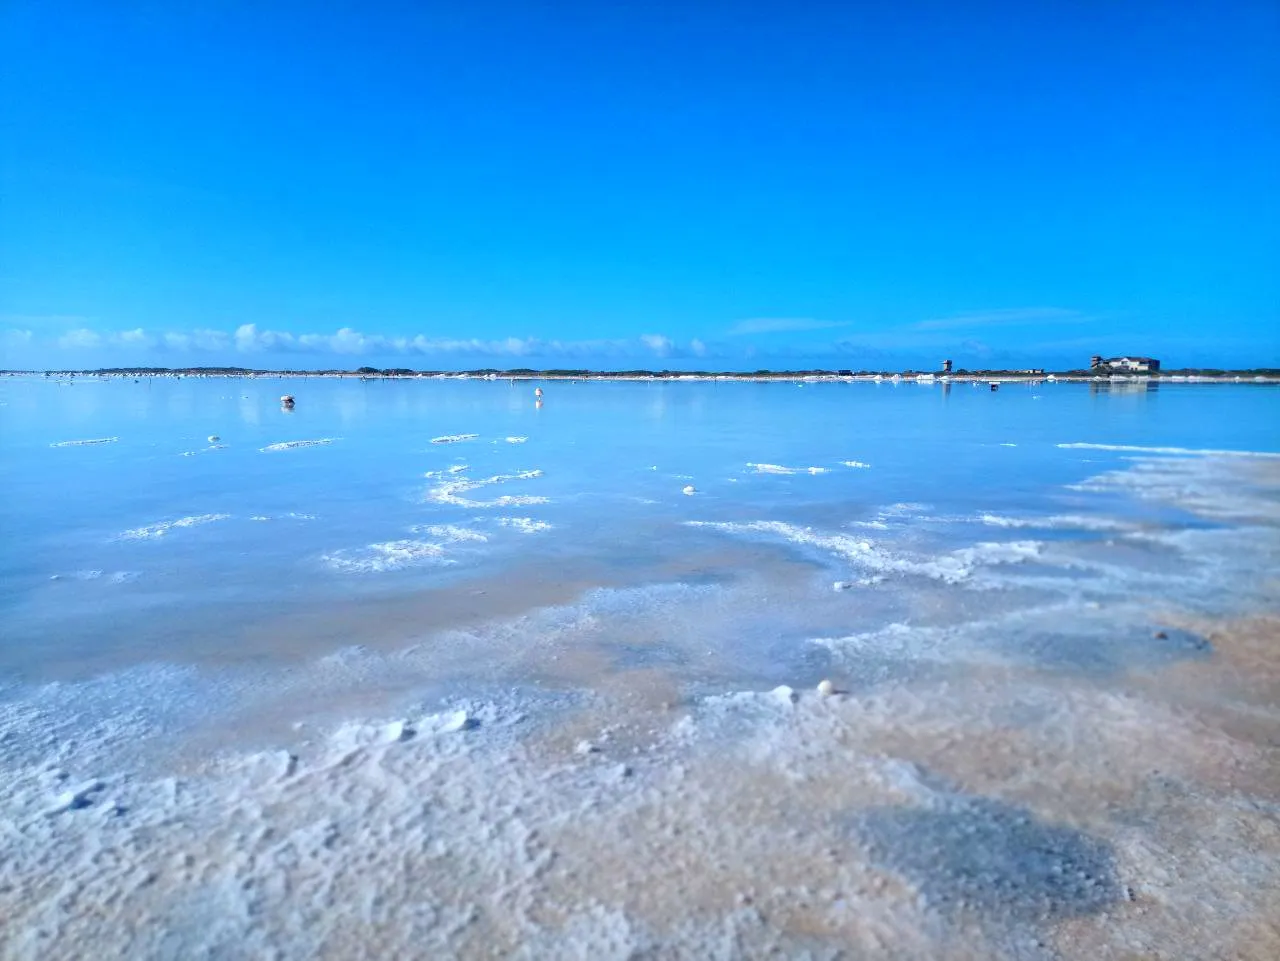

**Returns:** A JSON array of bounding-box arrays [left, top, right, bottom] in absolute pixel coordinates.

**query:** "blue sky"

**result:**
[[2, 1, 1277, 370]]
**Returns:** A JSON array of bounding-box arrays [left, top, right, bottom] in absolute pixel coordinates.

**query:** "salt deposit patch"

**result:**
[[841, 460, 871, 469], [504, 436, 528, 444], [321, 539, 452, 573], [688, 520, 1042, 585], [424, 464, 470, 479], [408, 523, 489, 543], [51, 570, 143, 584], [49, 570, 103, 582], [50, 437, 118, 447], [260, 438, 336, 452], [979, 512, 1136, 533], [1068, 455, 1280, 524], [431, 433, 479, 444], [1058, 442, 1280, 458], [427, 469, 548, 509], [499, 517, 552, 534], [119, 513, 230, 540], [746, 462, 829, 475]]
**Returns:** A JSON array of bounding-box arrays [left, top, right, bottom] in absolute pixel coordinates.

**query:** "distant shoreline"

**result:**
[[5, 367, 1279, 384]]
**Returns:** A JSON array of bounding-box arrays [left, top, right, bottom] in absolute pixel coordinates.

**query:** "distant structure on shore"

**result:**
[[1091, 355, 1161, 373], [942, 359, 953, 374]]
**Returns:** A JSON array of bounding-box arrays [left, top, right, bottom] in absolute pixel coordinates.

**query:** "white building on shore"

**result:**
[[1090, 355, 1161, 373]]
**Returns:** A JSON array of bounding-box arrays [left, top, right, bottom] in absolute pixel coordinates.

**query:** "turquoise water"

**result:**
[[3, 376, 1276, 681], [2, 374, 1278, 960]]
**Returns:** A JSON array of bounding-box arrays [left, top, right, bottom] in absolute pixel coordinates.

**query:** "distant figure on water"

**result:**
[[534, 387, 543, 399], [280, 394, 295, 409]]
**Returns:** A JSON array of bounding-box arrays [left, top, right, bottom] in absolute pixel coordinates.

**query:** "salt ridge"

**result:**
[[260, 438, 336, 452], [746, 463, 829, 475], [321, 539, 452, 574], [687, 519, 1042, 584], [1058, 442, 1280, 458], [499, 517, 552, 534], [427, 469, 548, 508], [50, 437, 118, 447], [120, 513, 231, 540]]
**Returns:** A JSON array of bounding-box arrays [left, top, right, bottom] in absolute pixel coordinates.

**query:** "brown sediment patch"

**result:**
[[1050, 795, 1280, 961], [1126, 614, 1280, 796], [527, 697, 1008, 958], [1149, 614, 1280, 705]]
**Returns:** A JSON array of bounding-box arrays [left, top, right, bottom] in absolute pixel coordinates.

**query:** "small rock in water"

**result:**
[[1153, 630, 1168, 639], [832, 581, 850, 591], [575, 739, 600, 755], [817, 679, 836, 697], [682, 485, 697, 495], [207, 435, 220, 443]]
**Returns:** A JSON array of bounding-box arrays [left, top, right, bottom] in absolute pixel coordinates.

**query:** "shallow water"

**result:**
[[1, 374, 1278, 959]]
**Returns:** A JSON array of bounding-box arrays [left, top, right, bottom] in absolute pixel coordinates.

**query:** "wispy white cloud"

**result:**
[[163, 329, 230, 351], [58, 328, 103, 349], [115, 327, 153, 346], [728, 317, 849, 336], [912, 307, 1089, 331], [32, 324, 712, 362], [640, 333, 674, 356]]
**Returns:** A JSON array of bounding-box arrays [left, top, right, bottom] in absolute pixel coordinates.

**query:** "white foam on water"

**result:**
[[498, 517, 552, 534], [978, 512, 1137, 533], [1068, 455, 1280, 524], [408, 523, 489, 543], [260, 438, 336, 452], [50, 570, 139, 584], [249, 512, 317, 523], [119, 513, 231, 540], [49, 570, 138, 584], [999, 443, 1018, 447], [746, 463, 829, 475], [1058, 442, 1280, 458], [430, 433, 479, 444], [424, 464, 470, 479], [687, 519, 1042, 585], [504, 436, 528, 444], [320, 539, 452, 574], [427, 469, 548, 508], [49, 437, 118, 447], [841, 460, 871, 468], [180, 443, 229, 456], [850, 501, 936, 529]]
